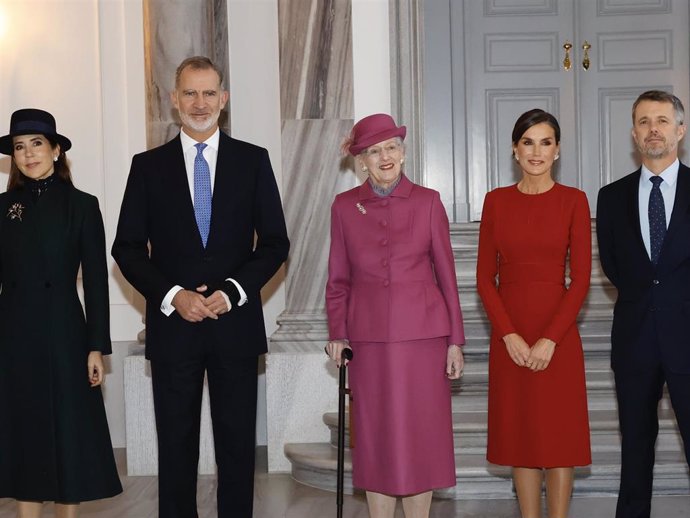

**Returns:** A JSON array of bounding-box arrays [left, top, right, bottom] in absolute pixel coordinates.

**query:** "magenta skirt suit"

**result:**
[[326, 174, 465, 495]]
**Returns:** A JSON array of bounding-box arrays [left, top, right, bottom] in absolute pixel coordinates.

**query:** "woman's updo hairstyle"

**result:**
[[511, 109, 561, 145]]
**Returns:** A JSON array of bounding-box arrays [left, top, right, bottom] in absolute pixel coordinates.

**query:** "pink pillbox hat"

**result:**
[[345, 113, 406, 156]]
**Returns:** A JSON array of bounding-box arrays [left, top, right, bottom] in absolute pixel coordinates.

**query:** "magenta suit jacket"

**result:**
[[326, 175, 465, 345]]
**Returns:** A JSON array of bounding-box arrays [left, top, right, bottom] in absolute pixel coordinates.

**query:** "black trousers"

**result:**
[[151, 344, 259, 518], [614, 336, 690, 518]]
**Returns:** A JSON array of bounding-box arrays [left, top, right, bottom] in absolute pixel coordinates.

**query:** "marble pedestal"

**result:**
[[123, 346, 216, 475], [265, 349, 339, 472]]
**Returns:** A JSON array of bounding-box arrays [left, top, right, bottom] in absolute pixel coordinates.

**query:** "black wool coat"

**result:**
[[0, 179, 122, 502]]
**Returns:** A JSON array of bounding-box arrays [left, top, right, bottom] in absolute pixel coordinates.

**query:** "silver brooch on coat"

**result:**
[[356, 202, 367, 215], [7, 202, 24, 222]]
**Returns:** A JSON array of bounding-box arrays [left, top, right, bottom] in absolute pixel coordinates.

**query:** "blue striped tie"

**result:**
[[648, 176, 666, 265], [194, 143, 212, 247]]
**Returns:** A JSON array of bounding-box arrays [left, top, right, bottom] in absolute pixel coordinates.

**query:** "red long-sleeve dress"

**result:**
[[477, 183, 592, 467]]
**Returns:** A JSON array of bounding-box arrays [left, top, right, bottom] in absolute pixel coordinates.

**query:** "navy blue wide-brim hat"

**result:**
[[0, 108, 72, 155]]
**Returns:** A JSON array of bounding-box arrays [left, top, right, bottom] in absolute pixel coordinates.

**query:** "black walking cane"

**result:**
[[337, 347, 353, 518]]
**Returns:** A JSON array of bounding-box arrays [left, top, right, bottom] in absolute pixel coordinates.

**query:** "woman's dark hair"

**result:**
[[7, 135, 72, 190], [511, 109, 561, 145]]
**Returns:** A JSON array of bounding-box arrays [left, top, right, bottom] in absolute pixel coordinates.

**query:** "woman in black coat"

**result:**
[[0, 109, 122, 518]]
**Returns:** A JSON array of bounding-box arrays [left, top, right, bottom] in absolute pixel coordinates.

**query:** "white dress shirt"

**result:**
[[160, 128, 248, 316], [638, 159, 679, 260]]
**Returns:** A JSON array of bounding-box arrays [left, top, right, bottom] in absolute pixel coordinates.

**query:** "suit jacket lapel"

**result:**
[[207, 132, 234, 249], [625, 168, 648, 258], [167, 135, 205, 250], [659, 162, 690, 262]]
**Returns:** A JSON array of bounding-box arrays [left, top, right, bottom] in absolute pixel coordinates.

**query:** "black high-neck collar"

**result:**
[[23, 173, 58, 201]]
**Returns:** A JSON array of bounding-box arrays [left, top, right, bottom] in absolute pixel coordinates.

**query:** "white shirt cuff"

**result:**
[[226, 278, 248, 306], [219, 291, 232, 312], [161, 285, 183, 316]]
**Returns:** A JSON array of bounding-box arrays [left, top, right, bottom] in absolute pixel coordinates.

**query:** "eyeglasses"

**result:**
[[362, 142, 402, 158]]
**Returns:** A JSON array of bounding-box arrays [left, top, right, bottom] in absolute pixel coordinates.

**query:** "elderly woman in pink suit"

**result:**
[[325, 113, 465, 518]]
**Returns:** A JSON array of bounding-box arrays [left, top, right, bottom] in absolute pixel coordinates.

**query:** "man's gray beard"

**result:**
[[179, 112, 219, 133], [639, 143, 669, 159]]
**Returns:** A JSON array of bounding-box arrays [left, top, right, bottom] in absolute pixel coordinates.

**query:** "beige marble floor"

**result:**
[[0, 448, 688, 517]]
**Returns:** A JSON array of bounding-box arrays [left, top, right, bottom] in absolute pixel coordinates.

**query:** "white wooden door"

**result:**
[[456, 0, 690, 219], [577, 0, 690, 192]]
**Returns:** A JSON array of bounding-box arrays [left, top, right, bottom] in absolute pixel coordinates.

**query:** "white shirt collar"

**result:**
[[640, 158, 680, 188], [180, 127, 220, 153]]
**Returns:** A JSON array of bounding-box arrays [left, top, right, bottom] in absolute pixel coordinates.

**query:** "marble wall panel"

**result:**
[[268, 0, 356, 470], [279, 0, 353, 119], [143, 0, 230, 148], [281, 120, 359, 322]]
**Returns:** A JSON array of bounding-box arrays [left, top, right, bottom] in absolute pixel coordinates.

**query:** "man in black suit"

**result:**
[[112, 56, 289, 518], [597, 90, 690, 518]]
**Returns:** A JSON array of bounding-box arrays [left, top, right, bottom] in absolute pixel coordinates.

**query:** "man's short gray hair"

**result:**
[[175, 56, 224, 88], [632, 90, 685, 126]]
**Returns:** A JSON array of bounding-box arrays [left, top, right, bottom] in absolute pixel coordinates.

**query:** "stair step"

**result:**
[[285, 443, 690, 499], [324, 407, 684, 453]]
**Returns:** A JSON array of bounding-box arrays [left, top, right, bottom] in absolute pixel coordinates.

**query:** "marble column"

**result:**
[[274, 0, 354, 345], [267, 0, 355, 471], [143, 0, 230, 148]]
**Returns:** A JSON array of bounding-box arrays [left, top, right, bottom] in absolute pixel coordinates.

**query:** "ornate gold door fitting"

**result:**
[[582, 40, 591, 70]]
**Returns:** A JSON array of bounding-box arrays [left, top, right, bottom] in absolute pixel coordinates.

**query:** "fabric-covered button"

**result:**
[[383, 279, 390, 287], [380, 238, 388, 246]]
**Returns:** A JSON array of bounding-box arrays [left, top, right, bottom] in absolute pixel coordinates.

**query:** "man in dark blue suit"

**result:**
[[597, 90, 690, 518], [112, 56, 289, 518]]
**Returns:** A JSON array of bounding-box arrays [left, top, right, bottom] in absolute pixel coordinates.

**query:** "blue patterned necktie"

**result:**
[[648, 176, 666, 265], [194, 143, 212, 247]]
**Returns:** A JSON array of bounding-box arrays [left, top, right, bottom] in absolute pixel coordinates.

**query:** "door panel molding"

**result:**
[[485, 0, 558, 17], [599, 31, 672, 71], [597, 0, 670, 16], [485, 33, 560, 72]]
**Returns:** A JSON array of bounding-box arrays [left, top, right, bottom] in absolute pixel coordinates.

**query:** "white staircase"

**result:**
[[283, 224, 690, 498]]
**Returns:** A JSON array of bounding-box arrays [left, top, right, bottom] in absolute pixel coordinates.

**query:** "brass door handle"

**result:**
[[582, 40, 591, 70], [563, 41, 573, 71]]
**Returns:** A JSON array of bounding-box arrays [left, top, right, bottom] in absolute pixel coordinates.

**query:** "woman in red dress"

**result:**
[[476, 109, 591, 518]]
